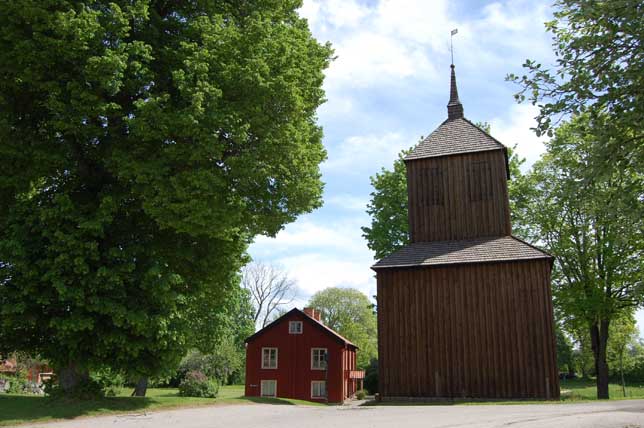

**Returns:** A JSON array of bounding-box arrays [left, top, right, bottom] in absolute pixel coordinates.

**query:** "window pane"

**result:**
[[312, 349, 326, 369], [312, 381, 326, 398], [263, 348, 277, 368], [289, 321, 302, 334], [262, 380, 276, 397]]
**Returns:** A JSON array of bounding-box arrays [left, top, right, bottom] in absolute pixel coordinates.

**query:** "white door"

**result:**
[[260, 380, 277, 397]]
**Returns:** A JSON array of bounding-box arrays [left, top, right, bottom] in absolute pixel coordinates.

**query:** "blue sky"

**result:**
[[249, 0, 644, 333]]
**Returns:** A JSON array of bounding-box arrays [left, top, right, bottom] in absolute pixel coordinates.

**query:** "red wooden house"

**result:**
[[245, 308, 365, 404]]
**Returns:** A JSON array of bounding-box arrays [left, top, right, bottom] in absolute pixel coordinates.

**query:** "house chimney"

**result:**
[[303, 307, 321, 322]]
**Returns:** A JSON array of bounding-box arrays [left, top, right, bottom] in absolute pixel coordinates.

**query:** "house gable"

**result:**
[[245, 308, 357, 349]]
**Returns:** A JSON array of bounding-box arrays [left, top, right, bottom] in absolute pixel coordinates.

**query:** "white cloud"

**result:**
[[250, 215, 377, 301], [372, 0, 452, 51], [326, 31, 438, 89], [325, 194, 369, 212], [490, 104, 547, 170], [456, 1, 553, 71], [323, 132, 416, 176], [306, 0, 449, 90], [253, 217, 366, 255], [277, 253, 375, 298]]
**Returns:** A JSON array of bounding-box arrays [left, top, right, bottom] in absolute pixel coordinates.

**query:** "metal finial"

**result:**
[[450, 28, 458, 65]]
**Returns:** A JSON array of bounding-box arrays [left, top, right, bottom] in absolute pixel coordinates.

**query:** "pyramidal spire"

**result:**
[[447, 64, 464, 120]]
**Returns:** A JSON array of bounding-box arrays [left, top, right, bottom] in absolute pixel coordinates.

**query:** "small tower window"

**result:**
[[421, 167, 444, 206], [289, 321, 302, 334], [468, 161, 493, 201]]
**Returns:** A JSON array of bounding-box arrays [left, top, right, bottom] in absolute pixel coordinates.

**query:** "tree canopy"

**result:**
[[361, 149, 411, 260], [507, 0, 643, 169], [308, 287, 377, 369], [513, 115, 643, 398], [0, 0, 332, 391]]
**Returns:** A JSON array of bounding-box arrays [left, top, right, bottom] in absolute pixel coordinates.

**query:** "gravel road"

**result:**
[[16, 399, 644, 428]]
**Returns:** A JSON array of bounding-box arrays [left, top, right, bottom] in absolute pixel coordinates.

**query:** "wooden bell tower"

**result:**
[[373, 64, 559, 400]]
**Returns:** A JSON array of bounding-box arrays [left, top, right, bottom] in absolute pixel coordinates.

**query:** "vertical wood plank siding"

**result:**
[[377, 259, 559, 399], [406, 150, 511, 242]]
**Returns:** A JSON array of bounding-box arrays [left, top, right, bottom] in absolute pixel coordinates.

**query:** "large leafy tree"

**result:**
[[507, 0, 643, 170], [308, 287, 377, 369], [516, 116, 643, 399], [0, 0, 331, 392]]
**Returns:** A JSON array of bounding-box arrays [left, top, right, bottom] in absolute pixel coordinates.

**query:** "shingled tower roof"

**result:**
[[405, 65, 507, 161]]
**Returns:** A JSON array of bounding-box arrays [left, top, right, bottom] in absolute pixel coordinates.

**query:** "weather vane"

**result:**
[[450, 28, 458, 65]]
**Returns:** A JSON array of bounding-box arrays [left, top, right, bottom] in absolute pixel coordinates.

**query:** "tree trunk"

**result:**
[[620, 352, 626, 398], [131, 377, 148, 397], [58, 363, 89, 393], [590, 319, 610, 399]]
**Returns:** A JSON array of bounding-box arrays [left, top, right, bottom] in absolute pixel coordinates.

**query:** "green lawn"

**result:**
[[559, 378, 644, 401], [0, 385, 323, 427]]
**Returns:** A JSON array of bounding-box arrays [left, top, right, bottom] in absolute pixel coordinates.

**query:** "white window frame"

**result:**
[[261, 380, 277, 397], [289, 321, 303, 334], [261, 347, 278, 369], [311, 380, 326, 399], [311, 348, 327, 370]]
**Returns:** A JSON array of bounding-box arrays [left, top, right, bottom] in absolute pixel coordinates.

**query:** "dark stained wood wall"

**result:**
[[376, 259, 559, 399], [406, 150, 511, 242]]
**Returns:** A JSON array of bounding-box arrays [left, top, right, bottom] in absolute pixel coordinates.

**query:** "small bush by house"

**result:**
[[178, 370, 219, 398]]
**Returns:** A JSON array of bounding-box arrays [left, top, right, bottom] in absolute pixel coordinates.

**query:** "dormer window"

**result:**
[[289, 321, 303, 334]]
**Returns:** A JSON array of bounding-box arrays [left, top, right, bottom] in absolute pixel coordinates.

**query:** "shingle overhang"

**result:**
[[372, 236, 552, 270]]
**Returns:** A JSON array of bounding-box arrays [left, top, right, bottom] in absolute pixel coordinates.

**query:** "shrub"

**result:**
[[363, 358, 378, 394], [177, 346, 243, 386], [0, 370, 28, 394], [44, 377, 104, 400], [91, 368, 125, 397], [355, 389, 367, 400], [178, 371, 219, 398]]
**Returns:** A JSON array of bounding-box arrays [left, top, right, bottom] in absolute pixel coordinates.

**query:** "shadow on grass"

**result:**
[[361, 399, 455, 407], [0, 394, 156, 426], [243, 396, 296, 405], [360, 398, 564, 406]]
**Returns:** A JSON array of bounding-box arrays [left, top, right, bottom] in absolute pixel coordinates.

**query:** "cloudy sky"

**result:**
[[249, 0, 644, 332]]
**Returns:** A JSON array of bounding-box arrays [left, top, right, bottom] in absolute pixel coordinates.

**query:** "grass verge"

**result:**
[[364, 379, 644, 406], [0, 385, 323, 427]]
